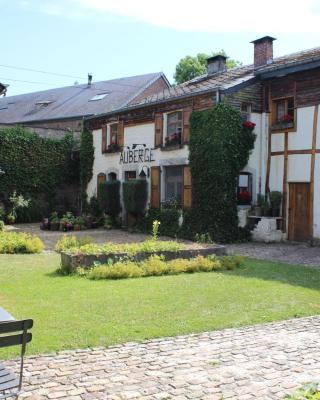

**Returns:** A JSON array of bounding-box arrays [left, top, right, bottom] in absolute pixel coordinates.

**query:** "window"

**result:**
[[237, 172, 252, 205], [108, 172, 117, 181], [272, 97, 295, 130], [164, 166, 183, 204], [89, 93, 109, 101], [165, 111, 182, 147], [241, 102, 252, 122], [125, 171, 136, 181], [106, 123, 120, 153]]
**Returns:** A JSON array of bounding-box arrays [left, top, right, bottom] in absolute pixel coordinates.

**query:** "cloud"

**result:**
[[20, 0, 320, 32]]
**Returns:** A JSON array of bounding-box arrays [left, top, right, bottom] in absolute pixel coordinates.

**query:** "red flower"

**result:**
[[281, 114, 293, 123], [242, 121, 256, 130], [238, 189, 252, 203]]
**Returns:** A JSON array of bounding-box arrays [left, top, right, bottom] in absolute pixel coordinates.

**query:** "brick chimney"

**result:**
[[251, 36, 276, 68], [207, 55, 227, 75]]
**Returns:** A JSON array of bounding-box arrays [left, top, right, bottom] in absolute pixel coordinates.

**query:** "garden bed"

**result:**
[[61, 244, 226, 272]]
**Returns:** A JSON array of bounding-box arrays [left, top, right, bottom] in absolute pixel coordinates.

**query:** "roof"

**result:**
[[0, 72, 167, 124], [254, 46, 320, 77], [129, 65, 255, 107], [0, 83, 8, 96]]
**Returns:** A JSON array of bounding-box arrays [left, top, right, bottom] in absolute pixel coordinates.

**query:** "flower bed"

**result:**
[[59, 238, 226, 273], [73, 254, 243, 280], [0, 231, 44, 254]]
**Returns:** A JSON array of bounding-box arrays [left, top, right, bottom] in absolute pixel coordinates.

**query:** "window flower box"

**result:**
[[165, 132, 181, 148], [106, 143, 121, 153]]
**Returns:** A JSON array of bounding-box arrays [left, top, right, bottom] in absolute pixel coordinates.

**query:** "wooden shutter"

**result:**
[[101, 126, 107, 153], [117, 121, 124, 148], [154, 113, 163, 147], [182, 108, 193, 144], [183, 165, 192, 208], [150, 166, 161, 208]]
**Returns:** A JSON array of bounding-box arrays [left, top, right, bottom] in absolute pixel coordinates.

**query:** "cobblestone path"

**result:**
[[4, 316, 320, 399]]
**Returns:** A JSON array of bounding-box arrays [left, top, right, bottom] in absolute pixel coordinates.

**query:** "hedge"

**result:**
[[187, 103, 256, 243], [98, 180, 121, 218], [122, 179, 148, 216], [0, 126, 76, 200], [134, 208, 181, 237]]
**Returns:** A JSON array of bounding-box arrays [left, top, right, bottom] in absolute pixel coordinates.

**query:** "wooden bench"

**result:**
[[0, 310, 33, 399]]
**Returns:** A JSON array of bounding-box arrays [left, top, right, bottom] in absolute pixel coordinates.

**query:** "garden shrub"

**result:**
[[66, 239, 183, 256], [284, 382, 320, 399], [0, 232, 44, 254], [187, 103, 256, 242], [0, 126, 76, 205], [98, 180, 121, 218], [219, 255, 244, 270], [134, 208, 181, 237], [81, 254, 242, 280], [55, 235, 92, 253], [80, 127, 94, 206], [0, 221, 4, 231], [122, 179, 148, 216]]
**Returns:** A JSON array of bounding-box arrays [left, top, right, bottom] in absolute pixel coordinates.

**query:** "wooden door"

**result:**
[[288, 183, 311, 241]]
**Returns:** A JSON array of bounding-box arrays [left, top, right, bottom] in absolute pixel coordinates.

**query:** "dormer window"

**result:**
[[89, 93, 109, 101], [35, 101, 53, 108]]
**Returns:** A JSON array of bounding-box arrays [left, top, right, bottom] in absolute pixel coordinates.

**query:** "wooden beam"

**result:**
[[310, 104, 319, 240], [265, 84, 272, 193], [282, 132, 289, 233]]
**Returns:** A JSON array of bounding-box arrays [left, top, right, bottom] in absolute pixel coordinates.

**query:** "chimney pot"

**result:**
[[88, 73, 93, 86], [207, 55, 227, 75], [251, 36, 276, 68]]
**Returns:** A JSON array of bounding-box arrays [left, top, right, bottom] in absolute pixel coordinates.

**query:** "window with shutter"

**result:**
[[101, 126, 107, 153], [154, 113, 163, 147], [183, 166, 192, 208], [150, 166, 161, 208]]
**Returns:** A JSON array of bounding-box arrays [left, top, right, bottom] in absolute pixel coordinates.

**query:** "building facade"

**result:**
[[86, 37, 320, 242]]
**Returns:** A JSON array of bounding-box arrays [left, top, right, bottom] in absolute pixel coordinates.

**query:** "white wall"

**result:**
[[288, 107, 314, 151], [313, 154, 320, 238], [287, 154, 311, 182], [269, 155, 284, 191]]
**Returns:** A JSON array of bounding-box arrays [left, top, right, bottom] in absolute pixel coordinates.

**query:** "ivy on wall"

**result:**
[[0, 126, 76, 202], [187, 103, 256, 242], [80, 127, 94, 205]]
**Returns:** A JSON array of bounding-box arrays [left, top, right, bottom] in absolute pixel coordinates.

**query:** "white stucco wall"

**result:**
[[271, 133, 284, 152], [313, 154, 320, 238], [269, 155, 284, 191], [287, 154, 311, 182], [288, 106, 314, 150]]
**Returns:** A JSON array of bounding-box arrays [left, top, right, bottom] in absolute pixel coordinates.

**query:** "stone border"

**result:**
[[61, 245, 226, 272]]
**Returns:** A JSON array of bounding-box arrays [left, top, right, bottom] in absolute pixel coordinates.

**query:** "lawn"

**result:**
[[0, 252, 320, 358]]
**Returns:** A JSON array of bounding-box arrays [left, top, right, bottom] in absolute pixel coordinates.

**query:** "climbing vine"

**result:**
[[187, 103, 256, 242], [79, 126, 94, 204]]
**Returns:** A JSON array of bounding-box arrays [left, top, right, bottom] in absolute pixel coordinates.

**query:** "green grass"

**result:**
[[0, 253, 320, 358]]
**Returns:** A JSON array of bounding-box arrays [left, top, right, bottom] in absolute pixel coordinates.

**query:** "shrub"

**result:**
[[55, 235, 92, 253], [79, 254, 242, 280], [69, 239, 183, 256], [219, 255, 244, 270], [0, 232, 44, 254], [134, 208, 181, 237], [80, 127, 94, 205], [0, 221, 4, 231], [98, 180, 121, 218], [17, 197, 50, 223], [87, 197, 103, 219], [284, 382, 320, 399], [123, 179, 148, 216], [188, 103, 256, 242]]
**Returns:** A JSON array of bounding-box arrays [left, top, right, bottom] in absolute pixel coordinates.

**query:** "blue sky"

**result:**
[[2, 0, 320, 96]]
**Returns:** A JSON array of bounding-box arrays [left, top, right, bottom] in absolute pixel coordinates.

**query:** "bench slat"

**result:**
[[0, 320, 33, 334], [0, 372, 17, 385], [0, 377, 19, 391], [0, 333, 32, 348]]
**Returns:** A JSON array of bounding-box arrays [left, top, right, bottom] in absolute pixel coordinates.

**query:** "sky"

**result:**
[[2, 0, 320, 96]]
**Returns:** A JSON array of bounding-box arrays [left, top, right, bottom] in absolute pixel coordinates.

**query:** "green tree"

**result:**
[[80, 126, 94, 209], [174, 50, 242, 84]]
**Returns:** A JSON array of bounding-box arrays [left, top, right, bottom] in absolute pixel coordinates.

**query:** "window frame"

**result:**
[[165, 110, 183, 147], [237, 172, 253, 206], [163, 165, 183, 205], [271, 96, 296, 133], [106, 123, 121, 153]]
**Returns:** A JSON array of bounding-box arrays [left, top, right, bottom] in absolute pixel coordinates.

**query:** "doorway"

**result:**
[[288, 183, 311, 241]]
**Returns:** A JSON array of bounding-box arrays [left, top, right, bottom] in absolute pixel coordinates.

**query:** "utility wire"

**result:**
[[0, 64, 86, 80]]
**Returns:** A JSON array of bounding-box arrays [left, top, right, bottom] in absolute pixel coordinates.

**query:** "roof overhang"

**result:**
[[255, 59, 320, 80]]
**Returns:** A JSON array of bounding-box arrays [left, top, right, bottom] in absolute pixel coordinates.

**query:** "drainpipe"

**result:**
[[215, 89, 220, 104]]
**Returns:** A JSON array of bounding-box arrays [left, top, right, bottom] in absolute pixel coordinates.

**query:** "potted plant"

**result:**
[[6, 212, 16, 225], [50, 212, 60, 231], [40, 218, 50, 230], [269, 191, 282, 217], [74, 216, 86, 231], [237, 189, 252, 205], [261, 198, 272, 217], [59, 212, 74, 231]]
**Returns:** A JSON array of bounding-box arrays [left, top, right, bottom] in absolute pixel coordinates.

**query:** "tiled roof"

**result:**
[[131, 65, 255, 106], [130, 46, 320, 108], [0, 73, 166, 124], [255, 46, 320, 75]]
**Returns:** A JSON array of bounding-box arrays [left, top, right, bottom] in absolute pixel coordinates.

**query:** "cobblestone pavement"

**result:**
[[4, 316, 320, 400], [228, 242, 320, 267]]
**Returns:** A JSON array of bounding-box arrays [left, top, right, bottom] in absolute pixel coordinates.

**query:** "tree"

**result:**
[[80, 126, 94, 209], [174, 50, 242, 84]]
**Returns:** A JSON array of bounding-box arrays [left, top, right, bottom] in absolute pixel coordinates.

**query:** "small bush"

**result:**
[[55, 235, 92, 253], [81, 254, 243, 280], [0, 221, 4, 231], [284, 382, 320, 399], [0, 232, 44, 254], [134, 208, 181, 237], [98, 180, 121, 218], [122, 179, 148, 216]]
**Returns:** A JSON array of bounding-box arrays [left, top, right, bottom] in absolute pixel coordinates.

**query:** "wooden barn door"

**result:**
[[288, 183, 311, 241]]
